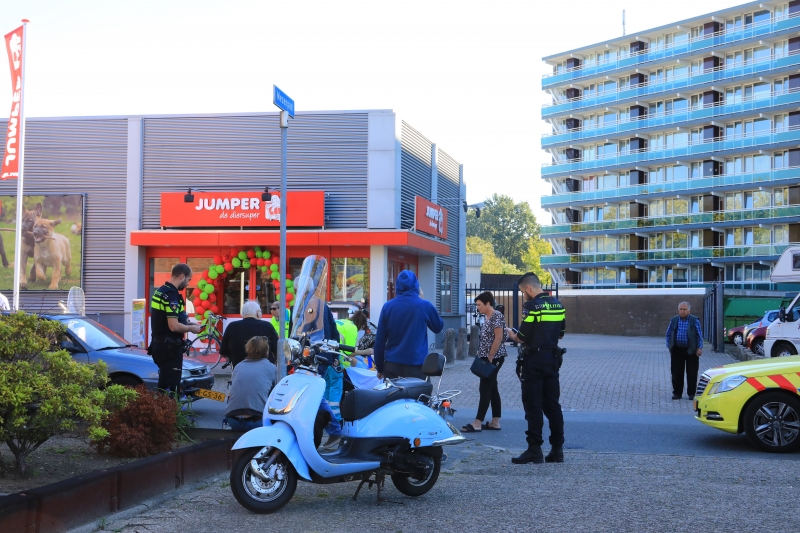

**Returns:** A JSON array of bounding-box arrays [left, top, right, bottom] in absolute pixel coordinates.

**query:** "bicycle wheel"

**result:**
[[204, 335, 224, 370]]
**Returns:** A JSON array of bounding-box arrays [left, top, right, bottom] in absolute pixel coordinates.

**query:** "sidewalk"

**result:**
[[439, 334, 735, 415]]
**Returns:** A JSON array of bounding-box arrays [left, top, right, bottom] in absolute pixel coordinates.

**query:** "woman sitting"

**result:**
[[225, 336, 277, 431]]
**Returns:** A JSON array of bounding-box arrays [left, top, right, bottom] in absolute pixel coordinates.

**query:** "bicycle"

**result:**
[[183, 313, 229, 370]]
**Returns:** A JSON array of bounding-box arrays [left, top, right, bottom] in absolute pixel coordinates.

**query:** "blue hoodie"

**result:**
[[374, 271, 444, 373]]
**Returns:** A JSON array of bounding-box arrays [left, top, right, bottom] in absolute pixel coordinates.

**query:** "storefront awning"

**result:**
[[130, 229, 450, 257]]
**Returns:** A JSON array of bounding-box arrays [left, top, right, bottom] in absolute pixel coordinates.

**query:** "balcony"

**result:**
[[542, 125, 800, 177], [542, 88, 800, 148], [543, 50, 800, 119], [542, 12, 800, 89], [540, 204, 800, 237], [542, 168, 796, 207], [541, 244, 791, 267]]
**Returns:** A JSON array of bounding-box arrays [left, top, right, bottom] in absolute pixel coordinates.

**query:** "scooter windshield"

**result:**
[[289, 255, 329, 341]]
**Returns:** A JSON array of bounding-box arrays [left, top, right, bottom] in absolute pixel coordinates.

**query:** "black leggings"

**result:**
[[476, 357, 504, 421]]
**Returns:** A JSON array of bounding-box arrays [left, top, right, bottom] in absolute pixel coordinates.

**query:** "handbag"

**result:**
[[470, 355, 500, 380]]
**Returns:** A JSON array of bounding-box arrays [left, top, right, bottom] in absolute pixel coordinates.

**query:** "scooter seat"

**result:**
[[341, 378, 433, 422]]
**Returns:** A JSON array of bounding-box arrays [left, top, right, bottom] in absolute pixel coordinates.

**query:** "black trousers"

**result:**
[[520, 352, 564, 448], [149, 340, 183, 395], [476, 357, 504, 420], [383, 361, 425, 380], [670, 346, 699, 396]]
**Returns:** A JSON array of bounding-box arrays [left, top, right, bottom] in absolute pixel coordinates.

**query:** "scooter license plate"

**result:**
[[195, 389, 226, 402]]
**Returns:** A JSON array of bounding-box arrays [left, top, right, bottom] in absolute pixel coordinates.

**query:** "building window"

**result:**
[[774, 225, 789, 244], [332, 258, 370, 303], [690, 265, 702, 282], [440, 266, 452, 314], [774, 188, 788, 206]]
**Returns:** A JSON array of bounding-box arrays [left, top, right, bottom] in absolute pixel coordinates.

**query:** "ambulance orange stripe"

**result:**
[[746, 377, 765, 391], [769, 374, 798, 393]]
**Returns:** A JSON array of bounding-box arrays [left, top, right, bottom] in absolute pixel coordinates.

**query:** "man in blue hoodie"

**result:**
[[374, 270, 444, 380]]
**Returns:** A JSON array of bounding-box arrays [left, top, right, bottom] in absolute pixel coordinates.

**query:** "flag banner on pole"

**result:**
[[2, 26, 24, 180]]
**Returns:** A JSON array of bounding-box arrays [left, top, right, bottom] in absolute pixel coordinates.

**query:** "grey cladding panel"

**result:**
[[400, 122, 432, 230], [142, 113, 368, 229], [436, 148, 461, 315]]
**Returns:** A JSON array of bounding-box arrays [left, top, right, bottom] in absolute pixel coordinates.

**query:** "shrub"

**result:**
[[0, 312, 137, 475]]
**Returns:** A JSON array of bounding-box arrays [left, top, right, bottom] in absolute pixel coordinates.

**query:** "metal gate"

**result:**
[[703, 282, 725, 353], [465, 282, 559, 330]]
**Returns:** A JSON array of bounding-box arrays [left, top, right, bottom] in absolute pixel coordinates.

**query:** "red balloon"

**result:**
[[213, 255, 223, 265], [202, 270, 211, 281], [229, 248, 239, 257], [286, 293, 294, 302], [210, 305, 219, 314], [201, 300, 211, 309], [219, 272, 227, 279], [192, 298, 202, 309], [272, 256, 280, 265], [224, 262, 233, 272], [286, 273, 292, 280], [263, 259, 272, 268], [208, 293, 217, 303], [255, 258, 263, 267], [247, 250, 256, 259], [222, 254, 231, 262]]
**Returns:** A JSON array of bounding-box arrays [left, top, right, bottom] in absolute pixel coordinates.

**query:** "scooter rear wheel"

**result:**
[[391, 454, 441, 497], [230, 447, 297, 513]]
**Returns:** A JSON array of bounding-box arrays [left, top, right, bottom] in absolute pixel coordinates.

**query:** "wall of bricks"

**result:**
[[559, 293, 704, 337]]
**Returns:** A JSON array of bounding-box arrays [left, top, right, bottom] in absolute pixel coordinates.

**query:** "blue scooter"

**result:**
[[230, 338, 463, 513]]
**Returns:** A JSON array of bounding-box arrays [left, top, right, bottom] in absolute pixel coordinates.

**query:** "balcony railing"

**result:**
[[540, 204, 800, 236], [542, 87, 800, 147], [541, 167, 796, 207], [546, 281, 791, 290], [542, 124, 800, 176], [542, 11, 800, 87], [543, 49, 800, 118], [541, 244, 792, 266]]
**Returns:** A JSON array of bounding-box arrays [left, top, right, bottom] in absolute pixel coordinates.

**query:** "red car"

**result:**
[[746, 326, 768, 357], [726, 325, 747, 346]]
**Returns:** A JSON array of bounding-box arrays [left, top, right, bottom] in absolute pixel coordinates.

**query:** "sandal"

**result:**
[[461, 424, 481, 433], [482, 423, 501, 431]]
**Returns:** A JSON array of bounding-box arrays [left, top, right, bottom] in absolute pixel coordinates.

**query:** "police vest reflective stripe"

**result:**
[[524, 310, 565, 323]]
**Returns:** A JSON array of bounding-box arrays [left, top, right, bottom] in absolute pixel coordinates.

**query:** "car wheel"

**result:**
[[752, 338, 765, 357], [771, 342, 797, 358], [110, 375, 142, 387], [743, 392, 800, 453], [732, 333, 743, 346]]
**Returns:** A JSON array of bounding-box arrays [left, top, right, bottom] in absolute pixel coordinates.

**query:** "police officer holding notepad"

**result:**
[[148, 263, 202, 395], [506, 272, 566, 465]]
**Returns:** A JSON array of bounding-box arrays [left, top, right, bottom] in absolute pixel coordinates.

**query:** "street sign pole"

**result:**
[[273, 86, 294, 381]]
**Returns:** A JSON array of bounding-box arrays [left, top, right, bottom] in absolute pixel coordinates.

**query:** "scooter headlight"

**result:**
[[283, 339, 301, 362]]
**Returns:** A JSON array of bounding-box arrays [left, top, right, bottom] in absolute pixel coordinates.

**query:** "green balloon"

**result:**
[[288, 287, 295, 295], [204, 310, 211, 319], [255, 251, 262, 258], [242, 260, 251, 269], [208, 270, 218, 279], [271, 272, 279, 280], [197, 279, 207, 288], [270, 264, 278, 272], [254, 246, 262, 252], [261, 265, 268, 272], [286, 280, 293, 288], [199, 291, 209, 300], [238, 251, 247, 260], [232, 258, 241, 268], [204, 284, 215, 294], [215, 265, 224, 274], [262, 251, 271, 259]]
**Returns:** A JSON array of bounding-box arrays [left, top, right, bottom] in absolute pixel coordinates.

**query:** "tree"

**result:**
[[522, 237, 553, 285], [467, 194, 540, 270], [0, 312, 135, 474], [466, 237, 522, 275]]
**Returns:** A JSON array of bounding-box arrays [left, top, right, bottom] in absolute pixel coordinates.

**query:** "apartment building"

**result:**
[[540, 1, 800, 290]]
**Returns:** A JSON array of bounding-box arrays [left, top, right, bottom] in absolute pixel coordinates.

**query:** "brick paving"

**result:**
[[439, 334, 735, 415]]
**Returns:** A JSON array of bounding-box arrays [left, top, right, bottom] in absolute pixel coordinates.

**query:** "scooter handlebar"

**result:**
[[337, 344, 356, 352]]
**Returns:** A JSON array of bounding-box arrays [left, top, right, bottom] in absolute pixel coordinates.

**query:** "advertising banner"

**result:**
[[160, 191, 325, 228], [2, 25, 24, 180], [0, 195, 83, 290], [131, 299, 146, 347], [414, 196, 448, 240]]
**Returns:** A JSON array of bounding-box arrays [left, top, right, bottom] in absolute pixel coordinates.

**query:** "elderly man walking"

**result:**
[[665, 302, 703, 400]]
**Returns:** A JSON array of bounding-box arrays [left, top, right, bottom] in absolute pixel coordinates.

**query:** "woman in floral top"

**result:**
[[462, 291, 508, 432]]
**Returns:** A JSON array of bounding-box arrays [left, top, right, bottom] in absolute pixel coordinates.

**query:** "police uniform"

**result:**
[[148, 281, 188, 394], [516, 292, 566, 451]]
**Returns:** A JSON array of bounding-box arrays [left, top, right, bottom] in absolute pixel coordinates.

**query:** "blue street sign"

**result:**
[[273, 85, 295, 118]]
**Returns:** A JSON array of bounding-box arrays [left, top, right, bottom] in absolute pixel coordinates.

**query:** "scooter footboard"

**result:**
[[231, 422, 311, 480]]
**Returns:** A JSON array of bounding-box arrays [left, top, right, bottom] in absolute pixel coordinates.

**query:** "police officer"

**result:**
[[506, 272, 566, 465], [148, 263, 202, 395]]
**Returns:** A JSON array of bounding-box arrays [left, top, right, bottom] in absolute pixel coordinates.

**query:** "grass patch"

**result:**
[[0, 220, 82, 291]]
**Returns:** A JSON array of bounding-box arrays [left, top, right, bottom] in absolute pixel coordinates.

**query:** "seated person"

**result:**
[[225, 336, 344, 450], [220, 300, 278, 368]]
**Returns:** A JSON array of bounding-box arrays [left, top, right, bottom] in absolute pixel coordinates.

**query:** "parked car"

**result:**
[[45, 314, 214, 399], [762, 247, 800, 358], [746, 326, 768, 357], [743, 310, 779, 340], [726, 325, 747, 346], [327, 300, 366, 321]]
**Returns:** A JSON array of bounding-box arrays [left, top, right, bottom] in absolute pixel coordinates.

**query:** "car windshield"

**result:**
[[62, 318, 128, 350], [768, 312, 778, 322]]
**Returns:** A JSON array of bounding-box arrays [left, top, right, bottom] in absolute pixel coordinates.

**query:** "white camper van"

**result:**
[[763, 246, 800, 358]]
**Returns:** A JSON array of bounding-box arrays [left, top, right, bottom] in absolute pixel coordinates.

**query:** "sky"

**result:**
[[0, 0, 738, 226]]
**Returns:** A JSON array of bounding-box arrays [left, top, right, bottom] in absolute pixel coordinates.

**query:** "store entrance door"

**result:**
[[386, 254, 418, 301]]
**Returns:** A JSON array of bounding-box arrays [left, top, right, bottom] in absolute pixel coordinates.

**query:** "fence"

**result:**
[[703, 282, 725, 353], [464, 283, 559, 330]]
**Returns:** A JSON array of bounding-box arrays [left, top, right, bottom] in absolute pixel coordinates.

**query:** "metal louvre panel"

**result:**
[[400, 122, 432, 229], [436, 148, 461, 314], [142, 113, 368, 229], [0, 119, 128, 313]]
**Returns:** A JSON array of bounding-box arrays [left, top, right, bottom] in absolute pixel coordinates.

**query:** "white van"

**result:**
[[763, 247, 800, 358]]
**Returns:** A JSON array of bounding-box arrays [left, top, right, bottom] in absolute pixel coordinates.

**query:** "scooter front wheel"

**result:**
[[391, 454, 441, 497], [230, 447, 297, 513]]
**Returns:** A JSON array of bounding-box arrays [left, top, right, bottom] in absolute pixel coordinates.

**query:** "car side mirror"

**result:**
[[780, 307, 786, 322], [422, 352, 445, 377]]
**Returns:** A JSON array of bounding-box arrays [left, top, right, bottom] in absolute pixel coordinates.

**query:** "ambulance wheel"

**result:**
[[391, 454, 440, 496], [743, 392, 800, 453], [230, 447, 297, 513]]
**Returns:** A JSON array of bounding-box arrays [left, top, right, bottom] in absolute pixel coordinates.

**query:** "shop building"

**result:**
[[0, 109, 466, 343]]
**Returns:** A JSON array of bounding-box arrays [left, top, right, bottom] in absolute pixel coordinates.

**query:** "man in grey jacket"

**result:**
[[665, 302, 703, 400]]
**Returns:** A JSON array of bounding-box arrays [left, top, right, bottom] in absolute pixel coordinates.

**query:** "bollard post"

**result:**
[[443, 328, 456, 364], [468, 325, 480, 358], [456, 327, 468, 360]]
